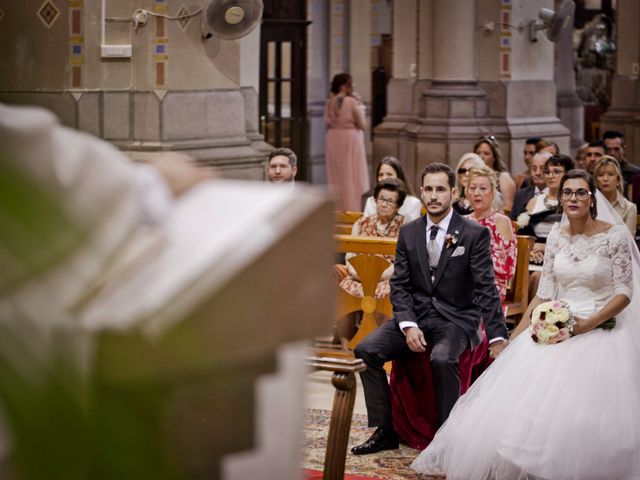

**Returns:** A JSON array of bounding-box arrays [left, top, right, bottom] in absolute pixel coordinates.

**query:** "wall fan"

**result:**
[[201, 0, 264, 40], [529, 0, 575, 43]]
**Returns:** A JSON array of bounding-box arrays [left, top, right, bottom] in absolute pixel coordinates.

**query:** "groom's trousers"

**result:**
[[354, 313, 469, 429]]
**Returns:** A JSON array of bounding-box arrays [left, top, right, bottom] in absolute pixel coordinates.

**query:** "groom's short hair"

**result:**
[[421, 162, 456, 189]]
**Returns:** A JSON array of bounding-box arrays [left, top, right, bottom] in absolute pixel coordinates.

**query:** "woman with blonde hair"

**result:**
[[453, 153, 485, 215], [465, 165, 516, 303], [594, 155, 637, 234], [473, 135, 516, 212]]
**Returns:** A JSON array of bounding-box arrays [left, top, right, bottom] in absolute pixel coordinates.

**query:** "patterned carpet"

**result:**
[[302, 408, 443, 480]]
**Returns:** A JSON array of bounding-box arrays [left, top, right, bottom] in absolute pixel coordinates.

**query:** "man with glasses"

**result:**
[[510, 151, 552, 221]]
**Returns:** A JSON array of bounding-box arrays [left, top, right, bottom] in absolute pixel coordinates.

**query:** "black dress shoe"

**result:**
[[351, 426, 399, 455]]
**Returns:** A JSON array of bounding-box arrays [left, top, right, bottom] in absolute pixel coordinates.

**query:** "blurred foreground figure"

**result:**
[[0, 103, 333, 480]]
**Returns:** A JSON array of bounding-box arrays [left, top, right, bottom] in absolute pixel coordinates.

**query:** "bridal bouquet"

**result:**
[[530, 300, 575, 344]]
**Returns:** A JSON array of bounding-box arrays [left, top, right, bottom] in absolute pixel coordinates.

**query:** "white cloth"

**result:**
[[0, 103, 140, 325], [412, 211, 640, 479], [363, 194, 423, 223], [530, 194, 558, 238]]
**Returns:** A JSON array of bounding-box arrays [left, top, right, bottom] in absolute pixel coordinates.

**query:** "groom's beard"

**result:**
[[426, 202, 451, 217]]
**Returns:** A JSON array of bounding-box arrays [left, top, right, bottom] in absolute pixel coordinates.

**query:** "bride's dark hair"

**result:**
[[558, 169, 598, 219]]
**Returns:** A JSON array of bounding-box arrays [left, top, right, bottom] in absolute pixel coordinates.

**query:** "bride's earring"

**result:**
[[590, 201, 597, 219]]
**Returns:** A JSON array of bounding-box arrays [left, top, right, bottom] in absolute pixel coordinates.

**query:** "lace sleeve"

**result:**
[[536, 223, 561, 300], [609, 226, 633, 299]]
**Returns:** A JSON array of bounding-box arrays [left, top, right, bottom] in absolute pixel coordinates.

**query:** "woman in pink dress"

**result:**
[[325, 73, 369, 211]]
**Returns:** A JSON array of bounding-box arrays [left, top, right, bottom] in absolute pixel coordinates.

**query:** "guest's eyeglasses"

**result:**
[[561, 188, 591, 201], [543, 168, 565, 177], [457, 168, 470, 175], [376, 197, 397, 206]]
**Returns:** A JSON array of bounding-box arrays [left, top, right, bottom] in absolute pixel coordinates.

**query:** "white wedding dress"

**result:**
[[411, 221, 640, 480]]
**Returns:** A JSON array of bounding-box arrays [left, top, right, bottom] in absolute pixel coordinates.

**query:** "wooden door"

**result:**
[[260, 1, 310, 179]]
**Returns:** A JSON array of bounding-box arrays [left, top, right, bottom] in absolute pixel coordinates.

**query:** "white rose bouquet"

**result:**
[[530, 300, 575, 344]]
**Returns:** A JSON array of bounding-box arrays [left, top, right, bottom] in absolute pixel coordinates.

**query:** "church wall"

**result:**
[[0, 1, 269, 179]]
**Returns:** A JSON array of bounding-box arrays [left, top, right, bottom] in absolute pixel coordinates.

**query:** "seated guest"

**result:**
[[602, 130, 640, 198], [453, 153, 485, 215], [574, 142, 589, 170], [584, 140, 608, 174], [510, 151, 552, 221], [535, 139, 560, 155], [363, 157, 422, 222], [337, 177, 406, 349], [595, 156, 637, 235], [514, 137, 541, 189], [474, 136, 516, 212], [520, 154, 574, 298], [267, 147, 298, 186], [465, 165, 516, 303]]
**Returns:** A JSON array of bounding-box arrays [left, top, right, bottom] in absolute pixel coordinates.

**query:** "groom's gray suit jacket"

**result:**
[[390, 211, 508, 348]]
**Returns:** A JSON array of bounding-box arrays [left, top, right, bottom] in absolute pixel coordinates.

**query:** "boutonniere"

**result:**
[[445, 230, 459, 249]]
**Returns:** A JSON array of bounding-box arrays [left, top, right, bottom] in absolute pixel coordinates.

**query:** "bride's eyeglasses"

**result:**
[[561, 188, 591, 201]]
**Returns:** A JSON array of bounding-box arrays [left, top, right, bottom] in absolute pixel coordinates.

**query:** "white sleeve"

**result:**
[[133, 163, 174, 225]]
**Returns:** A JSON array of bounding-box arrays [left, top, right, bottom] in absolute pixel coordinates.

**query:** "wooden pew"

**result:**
[[504, 235, 535, 327], [334, 211, 363, 235], [309, 235, 395, 480], [315, 234, 397, 358]]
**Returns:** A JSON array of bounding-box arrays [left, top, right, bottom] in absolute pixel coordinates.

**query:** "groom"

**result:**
[[351, 162, 508, 455]]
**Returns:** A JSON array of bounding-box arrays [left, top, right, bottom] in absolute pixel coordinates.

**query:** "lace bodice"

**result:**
[[537, 223, 633, 316]]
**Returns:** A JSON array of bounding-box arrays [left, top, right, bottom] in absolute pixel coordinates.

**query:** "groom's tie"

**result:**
[[427, 225, 440, 276]]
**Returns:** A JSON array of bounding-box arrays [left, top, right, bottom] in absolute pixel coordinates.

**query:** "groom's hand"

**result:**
[[405, 327, 427, 353], [488, 340, 507, 359]]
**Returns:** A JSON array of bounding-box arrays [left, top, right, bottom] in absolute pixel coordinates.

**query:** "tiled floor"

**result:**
[[305, 369, 368, 415]]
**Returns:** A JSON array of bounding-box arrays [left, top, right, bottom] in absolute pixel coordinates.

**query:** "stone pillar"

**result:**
[[601, 0, 640, 164], [555, 1, 584, 156], [374, 0, 571, 185], [307, 0, 331, 184], [349, 0, 373, 165], [0, 1, 270, 179]]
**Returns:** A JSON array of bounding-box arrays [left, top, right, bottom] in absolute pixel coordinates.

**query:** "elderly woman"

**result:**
[[595, 156, 637, 235], [453, 153, 485, 215], [363, 156, 422, 222], [465, 165, 516, 303], [473, 136, 516, 212], [336, 177, 406, 349]]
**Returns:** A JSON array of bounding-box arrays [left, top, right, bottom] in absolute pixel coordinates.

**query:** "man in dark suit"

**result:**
[[510, 151, 552, 221], [603, 130, 640, 198], [351, 163, 508, 455]]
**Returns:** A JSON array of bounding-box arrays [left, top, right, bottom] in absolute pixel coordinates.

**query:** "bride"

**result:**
[[411, 169, 640, 480]]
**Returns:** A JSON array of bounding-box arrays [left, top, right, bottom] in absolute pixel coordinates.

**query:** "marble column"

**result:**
[[555, 1, 584, 156], [601, 0, 640, 164]]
